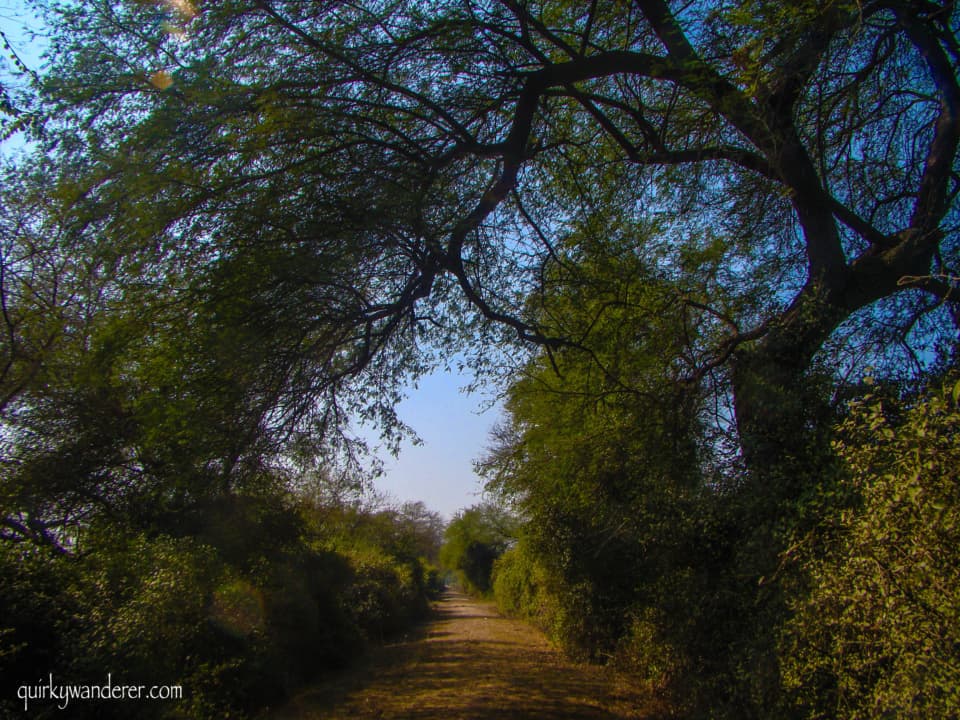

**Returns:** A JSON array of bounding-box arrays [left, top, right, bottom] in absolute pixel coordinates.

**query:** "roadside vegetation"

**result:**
[[479, 311, 960, 717], [439, 502, 517, 595], [1, 474, 444, 719]]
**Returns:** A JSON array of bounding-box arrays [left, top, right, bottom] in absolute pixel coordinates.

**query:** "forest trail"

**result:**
[[267, 590, 665, 720]]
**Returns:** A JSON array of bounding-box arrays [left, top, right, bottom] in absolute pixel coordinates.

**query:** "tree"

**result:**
[[393, 500, 446, 564], [4, 2, 959, 713], [440, 502, 517, 593], [0, 18, 43, 142], [476, 235, 748, 702], [27, 0, 958, 479], [0, 161, 115, 549]]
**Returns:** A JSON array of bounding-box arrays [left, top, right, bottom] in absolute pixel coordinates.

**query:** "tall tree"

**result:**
[[28, 0, 957, 477], [6, 3, 956, 715]]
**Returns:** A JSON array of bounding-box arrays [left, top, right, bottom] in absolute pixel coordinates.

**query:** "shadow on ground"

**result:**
[[267, 591, 665, 720]]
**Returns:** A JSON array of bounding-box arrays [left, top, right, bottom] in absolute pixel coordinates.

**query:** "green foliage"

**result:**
[[440, 502, 517, 595], [491, 541, 550, 622], [68, 533, 219, 682], [302, 497, 445, 613], [479, 228, 711, 659], [493, 539, 616, 662], [781, 378, 960, 719], [341, 546, 424, 640], [0, 544, 82, 707], [479, 230, 858, 716], [0, 493, 441, 719]]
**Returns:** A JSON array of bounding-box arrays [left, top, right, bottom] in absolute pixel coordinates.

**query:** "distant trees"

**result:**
[[440, 502, 517, 594]]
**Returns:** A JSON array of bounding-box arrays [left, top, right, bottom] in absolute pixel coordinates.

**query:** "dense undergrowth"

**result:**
[[0, 495, 444, 719], [481, 373, 960, 720]]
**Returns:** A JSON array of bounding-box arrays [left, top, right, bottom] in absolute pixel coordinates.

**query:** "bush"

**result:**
[[492, 544, 540, 618], [0, 480, 446, 719], [0, 514, 437, 719], [493, 540, 630, 661], [610, 608, 682, 692], [423, 563, 446, 599], [342, 547, 427, 641], [781, 379, 960, 719], [70, 534, 220, 680], [0, 545, 82, 717]]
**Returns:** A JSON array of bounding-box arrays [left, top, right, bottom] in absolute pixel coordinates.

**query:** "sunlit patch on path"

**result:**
[[268, 590, 664, 719]]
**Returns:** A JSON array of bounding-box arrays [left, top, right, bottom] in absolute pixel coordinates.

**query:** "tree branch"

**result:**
[[891, 5, 960, 232]]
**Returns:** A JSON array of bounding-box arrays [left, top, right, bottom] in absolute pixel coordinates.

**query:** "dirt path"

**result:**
[[267, 590, 664, 720]]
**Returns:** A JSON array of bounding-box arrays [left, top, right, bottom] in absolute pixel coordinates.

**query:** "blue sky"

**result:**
[[370, 367, 501, 519], [0, 1, 35, 57]]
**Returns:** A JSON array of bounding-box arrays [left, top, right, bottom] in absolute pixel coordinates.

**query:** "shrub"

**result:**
[[65, 532, 238, 719], [781, 379, 960, 719], [342, 547, 426, 641], [0, 545, 82, 717], [491, 541, 554, 623], [0, 490, 442, 719]]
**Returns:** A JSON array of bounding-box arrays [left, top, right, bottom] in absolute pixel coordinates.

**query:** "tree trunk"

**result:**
[[731, 287, 842, 487], [732, 227, 944, 484]]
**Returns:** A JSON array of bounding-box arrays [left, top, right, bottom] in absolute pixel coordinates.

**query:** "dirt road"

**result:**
[[268, 590, 663, 719]]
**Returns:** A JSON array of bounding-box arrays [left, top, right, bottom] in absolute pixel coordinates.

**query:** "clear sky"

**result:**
[[369, 367, 501, 520]]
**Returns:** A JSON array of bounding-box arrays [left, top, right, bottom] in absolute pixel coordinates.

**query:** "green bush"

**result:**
[[491, 541, 562, 628], [0, 504, 439, 720], [611, 609, 682, 690], [0, 545, 82, 717], [492, 545, 539, 618], [342, 547, 426, 641], [259, 549, 358, 678], [781, 379, 960, 719], [69, 533, 220, 681], [440, 503, 517, 595], [423, 563, 446, 599]]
